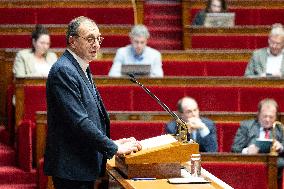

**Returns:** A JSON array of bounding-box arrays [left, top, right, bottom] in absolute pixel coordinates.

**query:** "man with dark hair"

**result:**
[[44, 16, 141, 189], [165, 96, 218, 152]]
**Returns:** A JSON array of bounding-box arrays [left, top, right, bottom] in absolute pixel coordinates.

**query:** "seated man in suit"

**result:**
[[245, 23, 284, 77], [108, 24, 163, 77], [231, 98, 284, 176], [165, 96, 218, 152]]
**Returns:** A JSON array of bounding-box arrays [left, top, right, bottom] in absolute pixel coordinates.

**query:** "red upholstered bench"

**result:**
[[89, 60, 113, 76], [89, 61, 247, 76], [232, 8, 284, 26], [0, 8, 134, 24], [190, 8, 284, 25], [23, 86, 47, 123], [110, 121, 165, 141], [0, 34, 129, 48], [216, 122, 240, 152], [20, 85, 284, 120], [202, 162, 268, 189], [110, 120, 240, 153], [17, 120, 34, 172], [191, 35, 267, 49], [239, 87, 284, 112]]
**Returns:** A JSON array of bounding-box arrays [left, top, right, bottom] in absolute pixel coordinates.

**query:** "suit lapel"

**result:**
[[63, 50, 107, 118], [260, 49, 268, 73], [249, 120, 260, 139]]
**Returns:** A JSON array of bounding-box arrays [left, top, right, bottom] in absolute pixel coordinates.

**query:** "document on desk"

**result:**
[[168, 176, 211, 184]]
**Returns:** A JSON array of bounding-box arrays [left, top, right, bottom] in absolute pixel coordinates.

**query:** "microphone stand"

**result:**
[[128, 74, 190, 143]]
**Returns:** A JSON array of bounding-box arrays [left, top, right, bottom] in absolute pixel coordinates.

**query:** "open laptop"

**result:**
[[204, 12, 235, 27], [121, 64, 151, 76]]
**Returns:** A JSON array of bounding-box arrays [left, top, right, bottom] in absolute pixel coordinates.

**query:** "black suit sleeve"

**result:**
[[49, 66, 117, 159], [199, 119, 218, 152]]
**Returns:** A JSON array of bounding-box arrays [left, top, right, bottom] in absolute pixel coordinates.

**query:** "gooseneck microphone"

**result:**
[[128, 74, 190, 142]]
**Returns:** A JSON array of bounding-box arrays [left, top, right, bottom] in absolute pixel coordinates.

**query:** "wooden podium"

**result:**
[[115, 135, 199, 179]]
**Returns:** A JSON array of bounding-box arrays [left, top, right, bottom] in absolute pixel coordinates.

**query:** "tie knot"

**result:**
[[264, 128, 272, 132]]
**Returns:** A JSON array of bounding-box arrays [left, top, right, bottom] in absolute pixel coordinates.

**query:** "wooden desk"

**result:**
[[106, 158, 231, 189]]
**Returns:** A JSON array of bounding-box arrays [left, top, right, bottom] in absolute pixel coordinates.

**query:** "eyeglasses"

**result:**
[[268, 38, 283, 47], [77, 35, 104, 45]]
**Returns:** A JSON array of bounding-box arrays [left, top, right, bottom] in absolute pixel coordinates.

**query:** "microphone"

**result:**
[[128, 74, 190, 142]]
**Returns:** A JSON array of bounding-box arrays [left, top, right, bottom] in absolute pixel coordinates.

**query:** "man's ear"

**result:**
[[32, 38, 36, 48]]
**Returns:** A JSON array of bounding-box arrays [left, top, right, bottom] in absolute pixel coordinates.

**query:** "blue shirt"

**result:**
[[108, 45, 163, 77]]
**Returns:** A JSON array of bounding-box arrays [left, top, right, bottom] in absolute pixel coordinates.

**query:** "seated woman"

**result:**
[[192, 0, 228, 26], [13, 25, 57, 77]]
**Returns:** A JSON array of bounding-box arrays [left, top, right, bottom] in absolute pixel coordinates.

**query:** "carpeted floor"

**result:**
[[0, 126, 36, 189]]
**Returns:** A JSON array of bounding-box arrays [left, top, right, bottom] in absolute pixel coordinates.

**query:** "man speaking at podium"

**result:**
[[165, 96, 218, 152], [44, 16, 141, 189]]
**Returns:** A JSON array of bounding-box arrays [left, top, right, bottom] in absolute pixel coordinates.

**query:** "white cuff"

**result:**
[[199, 126, 210, 138], [242, 147, 249, 154]]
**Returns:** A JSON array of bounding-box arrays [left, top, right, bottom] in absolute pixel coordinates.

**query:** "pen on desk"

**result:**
[[132, 178, 156, 181]]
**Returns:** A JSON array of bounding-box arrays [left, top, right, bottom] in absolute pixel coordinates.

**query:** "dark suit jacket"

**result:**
[[231, 119, 284, 153], [44, 50, 118, 181], [165, 117, 218, 152]]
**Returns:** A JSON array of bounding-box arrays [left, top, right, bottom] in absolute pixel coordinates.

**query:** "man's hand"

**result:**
[[187, 117, 207, 132], [247, 144, 259, 154], [272, 140, 284, 152], [115, 137, 142, 155]]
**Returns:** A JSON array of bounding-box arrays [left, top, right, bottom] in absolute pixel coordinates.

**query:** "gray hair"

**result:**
[[270, 23, 284, 37], [66, 16, 96, 45], [129, 24, 150, 39], [258, 98, 279, 113]]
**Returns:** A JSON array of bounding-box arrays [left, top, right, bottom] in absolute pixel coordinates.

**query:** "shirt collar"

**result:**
[[260, 127, 272, 132], [267, 48, 284, 57], [67, 48, 89, 73], [131, 46, 145, 61]]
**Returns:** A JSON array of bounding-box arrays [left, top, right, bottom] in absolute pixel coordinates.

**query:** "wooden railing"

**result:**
[[35, 111, 278, 189]]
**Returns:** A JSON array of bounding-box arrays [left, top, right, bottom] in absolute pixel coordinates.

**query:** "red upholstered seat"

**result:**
[[191, 35, 267, 49], [23, 86, 47, 122], [190, 8, 284, 25], [163, 61, 206, 76], [89, 61, 247, 76], [6, 84, 15, 143], [205, 61, 247, 76], [89, 61, 113, 76], [184, 87, 239, 112], [0, 8, 134, 24], [216, 122, 240, 152], [132, 86, 186, 111], [110, 121, 165, 140], [17, 120, 34, 172], [239, 87, 284, 112], [202, 162, 268, 189], [0, 34, 129, 48], [97, 86, 134, 111], [232, 8, 284, 26], [21, 85, 284, 114]]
